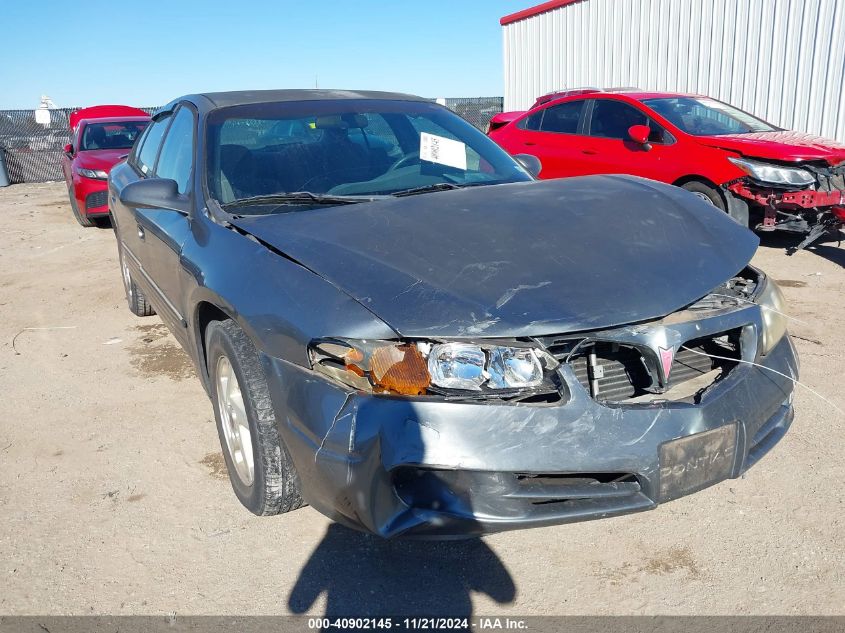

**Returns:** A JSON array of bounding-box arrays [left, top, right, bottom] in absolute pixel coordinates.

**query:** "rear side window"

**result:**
[[128, 125, 151, 164], [154, 107, 195, 194], [519, 110, 544, 131], [539, 101, 584, 134], [135, 114, 171, 176]]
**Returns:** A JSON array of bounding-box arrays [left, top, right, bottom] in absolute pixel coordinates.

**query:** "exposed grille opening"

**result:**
[[567, 330, 742, 404], [570, 343, 652, 401], [672, 331, 741, 390], [85, 190, 108, 211]]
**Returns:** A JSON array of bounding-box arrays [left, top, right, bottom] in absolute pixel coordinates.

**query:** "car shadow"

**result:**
[[757, 229, 844, 267], [93, 216, 113, 230], [288, 523, 516, 624]]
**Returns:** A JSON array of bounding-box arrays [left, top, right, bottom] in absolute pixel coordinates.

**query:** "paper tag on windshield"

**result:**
[[420, 132, 467, 170]]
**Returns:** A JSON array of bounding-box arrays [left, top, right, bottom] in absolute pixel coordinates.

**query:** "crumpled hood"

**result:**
[[696, 130, 845, 165], [74, 148, 129, 172], [232, 176, 759, 338]]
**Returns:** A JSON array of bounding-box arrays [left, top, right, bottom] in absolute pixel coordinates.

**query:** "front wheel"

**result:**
[[680, 181, 727, 213], [206, 319, 304, 516], [68, 187, 94, 227]]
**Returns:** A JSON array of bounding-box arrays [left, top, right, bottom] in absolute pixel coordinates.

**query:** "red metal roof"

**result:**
[[500, 0, 585, 26]]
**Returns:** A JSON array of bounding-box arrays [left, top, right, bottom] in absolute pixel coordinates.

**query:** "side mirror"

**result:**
[[119, 178, 187, 212], [627, 125, 652, 150], [63, 143, 73, 155], [513, 153, 542, 178]]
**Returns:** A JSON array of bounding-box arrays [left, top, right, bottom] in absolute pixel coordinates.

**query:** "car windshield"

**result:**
[[642, 97, 777, 136], [80, 121, 148, 151], [206, 99, 532, 208]]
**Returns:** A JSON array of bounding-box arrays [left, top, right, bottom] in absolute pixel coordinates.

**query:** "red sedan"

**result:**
[[61, 106, 149, 227], [489, 89, 845, 250]]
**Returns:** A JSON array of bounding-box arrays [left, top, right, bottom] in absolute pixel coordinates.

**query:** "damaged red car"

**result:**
[[61, 106, 150, 227], [489, 89, 845, 250]]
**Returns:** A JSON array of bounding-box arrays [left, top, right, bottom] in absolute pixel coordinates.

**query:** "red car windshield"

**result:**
[[643, 97, 777, 136], [80, 121, 148, 151]]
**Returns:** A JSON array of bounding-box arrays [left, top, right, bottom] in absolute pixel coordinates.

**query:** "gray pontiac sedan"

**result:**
[[108, 89, 797, 537]]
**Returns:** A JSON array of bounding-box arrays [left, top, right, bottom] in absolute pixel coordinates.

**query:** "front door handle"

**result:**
[[523, 142, 536, 146], [137, 224, 145, 240], [582, 149, 598, 155]]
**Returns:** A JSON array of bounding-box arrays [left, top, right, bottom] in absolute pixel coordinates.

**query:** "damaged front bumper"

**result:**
[[261, 308, 798, 538], [725, 177, 845, 249]]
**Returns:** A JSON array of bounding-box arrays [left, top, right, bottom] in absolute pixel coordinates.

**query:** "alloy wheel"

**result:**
[[120, 251, 134, 303], [215, 355, 255, 486]]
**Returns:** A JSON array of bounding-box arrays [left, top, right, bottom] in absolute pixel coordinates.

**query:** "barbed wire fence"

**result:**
[[0, 99, 502, 185]]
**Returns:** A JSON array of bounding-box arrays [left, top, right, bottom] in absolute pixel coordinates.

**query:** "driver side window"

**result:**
[[154, 107, 195, 194], [135, 114, 171, 176], [589, 100, 669, 144]]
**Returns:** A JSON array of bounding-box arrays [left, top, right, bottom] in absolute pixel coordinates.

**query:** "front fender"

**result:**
[[181, 218, 397, 371]]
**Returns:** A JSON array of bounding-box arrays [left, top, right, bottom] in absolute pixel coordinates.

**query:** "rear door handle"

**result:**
[[523, 142, 536, 146], [582, 149, 598, 155], [137, 224, 145, 240]]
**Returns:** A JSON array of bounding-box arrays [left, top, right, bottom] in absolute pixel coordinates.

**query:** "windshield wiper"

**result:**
[[391, 182, 497, 197], [222, 191, 374, 209], [392, 182, 464, 197]]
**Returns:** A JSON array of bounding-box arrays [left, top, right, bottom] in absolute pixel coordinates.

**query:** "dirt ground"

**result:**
[[1, 181, 843, 616]]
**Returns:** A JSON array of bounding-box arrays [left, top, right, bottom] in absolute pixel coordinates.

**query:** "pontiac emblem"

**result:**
[[659, 346, 676, 382]]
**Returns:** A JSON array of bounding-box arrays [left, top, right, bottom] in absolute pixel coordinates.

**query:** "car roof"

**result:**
[[160, 89, 429, 115], [537, 88, 703, 107], [623, 91, 702, 101]]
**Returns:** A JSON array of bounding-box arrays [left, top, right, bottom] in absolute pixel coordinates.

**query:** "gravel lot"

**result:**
[[1, 181, 843, 616]]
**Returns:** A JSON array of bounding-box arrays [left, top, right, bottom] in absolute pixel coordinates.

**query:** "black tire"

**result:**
[[68, 187, 94, 227], [680, 180, 727, 213], [205, 319, 304, 516], [118, 243, 155, 317]]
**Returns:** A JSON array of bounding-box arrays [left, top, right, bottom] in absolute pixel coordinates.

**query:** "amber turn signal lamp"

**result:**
[[369, 344, 431, 395]]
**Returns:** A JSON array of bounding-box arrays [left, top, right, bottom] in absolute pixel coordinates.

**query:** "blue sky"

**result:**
[[0, 0, 531, 109]]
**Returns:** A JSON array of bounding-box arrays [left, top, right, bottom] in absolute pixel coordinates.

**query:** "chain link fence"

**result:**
[[0, 100, 502, 185], [0, 109, 74, 184], [444, 97, 503, 132], [0, 107, 157, 184]]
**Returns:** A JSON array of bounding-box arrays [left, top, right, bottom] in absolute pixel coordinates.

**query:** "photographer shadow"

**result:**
[[288, 523, 515, 622]]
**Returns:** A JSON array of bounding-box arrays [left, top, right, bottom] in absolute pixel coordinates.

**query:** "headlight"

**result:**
[[728, 157, 814, 187], [427, 343, 486, 390], [78, 168, 108, 179], [487, 346, 543, 388], [309, 339, 556, 396], [755, 276, 788, 354]]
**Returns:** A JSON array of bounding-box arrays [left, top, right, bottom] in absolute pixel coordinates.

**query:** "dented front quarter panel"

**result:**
[[179, 213, 398, 372]]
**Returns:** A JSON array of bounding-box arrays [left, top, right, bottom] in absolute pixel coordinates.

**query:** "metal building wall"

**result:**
[[502, 0, 845, 141]]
